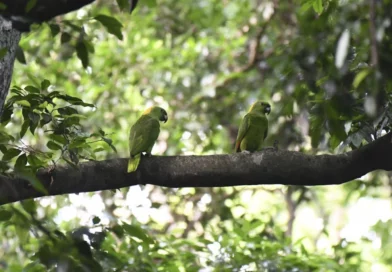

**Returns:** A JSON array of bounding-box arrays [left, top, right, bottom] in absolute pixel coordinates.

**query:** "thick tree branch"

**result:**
[[0, 17, 21, 115], [0, 0, 138, 31], [1, 133, 392, 206], [0, 0, 95, 31]]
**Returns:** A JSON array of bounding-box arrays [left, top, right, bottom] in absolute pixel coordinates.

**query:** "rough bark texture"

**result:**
[[0, 0, 138, 31], [1, 133, 391, 206], [0, 0, 95, 31], [2, 0, 95, 21], [0, 17, 21, 115]]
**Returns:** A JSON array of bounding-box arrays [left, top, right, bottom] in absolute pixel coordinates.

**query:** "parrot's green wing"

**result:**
[[128, 115, 160, 172], [235, 114, 251, 152], [129, 115, 160, 155]]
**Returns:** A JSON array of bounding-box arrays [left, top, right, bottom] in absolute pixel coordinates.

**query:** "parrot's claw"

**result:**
[[241, 150, 251, 154]]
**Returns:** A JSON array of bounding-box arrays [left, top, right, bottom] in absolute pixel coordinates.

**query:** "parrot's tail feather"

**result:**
[[127, 154, 141, 172]]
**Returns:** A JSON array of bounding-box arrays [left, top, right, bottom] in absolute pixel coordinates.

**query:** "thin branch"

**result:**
[[235, 26, 268, 73], [216, 9, 277, 89], [284, 187, 296, 237]]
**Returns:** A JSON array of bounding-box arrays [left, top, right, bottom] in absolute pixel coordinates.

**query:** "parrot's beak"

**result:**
[[162, 113, 168, 123], [265, 105, 271, 115]]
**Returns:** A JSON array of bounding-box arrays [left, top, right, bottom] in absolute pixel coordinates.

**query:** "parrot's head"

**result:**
[[143, 106, 168, 123], [249, 101, 271, 115]]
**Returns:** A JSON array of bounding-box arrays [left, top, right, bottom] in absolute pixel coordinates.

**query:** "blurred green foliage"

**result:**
[[1, 0, 392, 271]]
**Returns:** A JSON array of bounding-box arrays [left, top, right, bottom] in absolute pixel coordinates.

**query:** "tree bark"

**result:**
[[0, 17, 21, 115], [0, 0, 138, 31], [1, 132, 391, 206], [0, 0, 95, 31]]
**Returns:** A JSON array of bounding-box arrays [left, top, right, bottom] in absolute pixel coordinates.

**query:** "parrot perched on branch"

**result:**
[[127, 106, 168, 172], [235, 101, 271, 152]]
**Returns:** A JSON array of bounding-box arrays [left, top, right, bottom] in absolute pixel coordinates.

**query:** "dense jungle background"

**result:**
[[1, 0, 392, 271]]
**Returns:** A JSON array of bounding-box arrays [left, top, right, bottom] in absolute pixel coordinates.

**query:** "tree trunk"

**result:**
[[0, 17, 20, 115]]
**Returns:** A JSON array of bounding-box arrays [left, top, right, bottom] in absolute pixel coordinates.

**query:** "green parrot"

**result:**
[[127, 106, 168, 172], [235, 101, 271, 152]]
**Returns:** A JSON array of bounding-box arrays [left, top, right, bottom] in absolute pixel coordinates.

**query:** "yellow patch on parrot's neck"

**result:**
[[248, 102, 259, 113], [142, 107, 153, 115]]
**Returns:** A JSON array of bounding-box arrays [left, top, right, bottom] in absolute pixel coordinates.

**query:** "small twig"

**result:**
[[284, 187, 296, 237], [309, 190, 330, 247], [216, 8, 277, 89], [10, 205, 56, 242]]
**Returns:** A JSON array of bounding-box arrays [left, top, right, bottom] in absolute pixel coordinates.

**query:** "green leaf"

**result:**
[[122, 223, 153, 244], [1, 105, 13, 124], [76, 42, 89, 68], [26, 73, 41, 88], [3, 148, 21, 161], [310, 115, 324, 148], [58, 106, 78, 116], [41, 79, 51, 90], [111, 225, 124, 238], [0, 210, 12, 221], [0, 131, 14, 144], [16, 46, 27, 64], [326, 103, 347, 142], [144, 0, 157, 8], [23, 261, 47, 271], [25, 0, 37, 13], [28, 112, 40, 135], [0, 3, 7, 10], [48, 134, 67, 145], [15, 154, 27, 169], [24, 85, 40, 94], [353, 69, 371, 88], [0, 47, 7, 59], [15, 100, 31, 107], [61, 32, 72, 44], [103, 137, 117, 153], [116, 0, 130, 10], [57, 95, 94, 107], [21, 199, 37, 214], [64, 21, 82, 31], [94, 147, 105, 153], [300, 0, 313, 13], [92, 216, 101, 225], [27, 155, 43, 167], [20, 120, 30, 138], [40, 113, 52, 126], [94, 15, 123, 40], [69, 138, 86, 149], [47, 141, 62, 150], [312, 0, 323, 14], [49, 23, 61, 37], [18, 170, 48, 195], [83, 40, 95, 54], [329, 134, 341, 150], [66, 114, 87, 119]]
